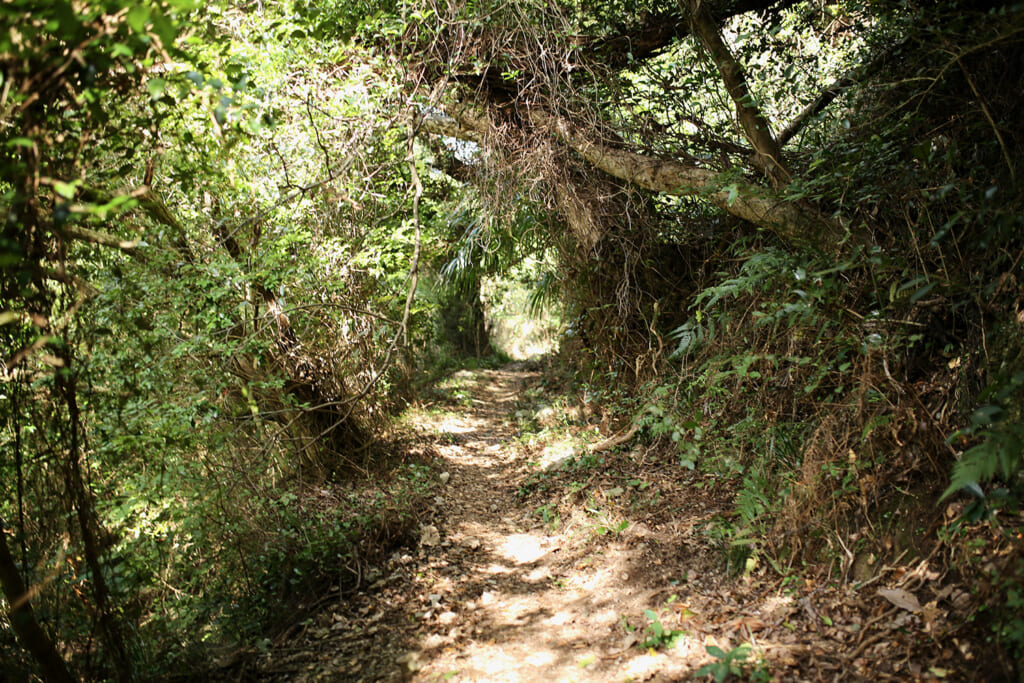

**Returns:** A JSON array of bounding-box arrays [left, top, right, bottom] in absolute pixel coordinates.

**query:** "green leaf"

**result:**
[[53, 180, 77, 199], [111, 43, 134, 58], [150, 9, 178, 47], [909, 281, 937, 303], [972, 405, 1004, 427], [126, 5, 150, 33], [147, 78, 166, 99]]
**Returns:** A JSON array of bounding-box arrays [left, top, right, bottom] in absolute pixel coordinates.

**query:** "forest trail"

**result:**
[[251, 365, 974, 682]]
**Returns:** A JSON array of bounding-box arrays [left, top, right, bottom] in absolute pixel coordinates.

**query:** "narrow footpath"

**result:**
[[252, 366, 985, 682]]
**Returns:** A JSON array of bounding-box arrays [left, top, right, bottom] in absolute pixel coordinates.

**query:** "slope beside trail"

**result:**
[[251, 364, 984, 682]]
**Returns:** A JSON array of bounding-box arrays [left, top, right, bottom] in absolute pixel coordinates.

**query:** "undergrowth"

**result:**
[[559, 220, 1023, 670], [108, 457, 431, 680]]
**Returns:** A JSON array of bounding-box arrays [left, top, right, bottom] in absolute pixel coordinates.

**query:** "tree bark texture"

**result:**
[[419, 104, 851, 250], [524, 108, 849, 249]]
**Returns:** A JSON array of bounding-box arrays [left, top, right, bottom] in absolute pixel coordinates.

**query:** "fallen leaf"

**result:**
[[877, 587, 921, 613], [420, 524, 441, 547]]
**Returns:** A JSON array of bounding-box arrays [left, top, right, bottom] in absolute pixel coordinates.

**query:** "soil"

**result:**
[[242, 365, 1005, 682]]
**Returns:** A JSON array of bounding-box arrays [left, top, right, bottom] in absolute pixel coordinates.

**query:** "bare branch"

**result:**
[[62, 225, 140, 251], [527, 107, 850, 249], [686, 0, 788, 185], [778, 44, 899, 147]]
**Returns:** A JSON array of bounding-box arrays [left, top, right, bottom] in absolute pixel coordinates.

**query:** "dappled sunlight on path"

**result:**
[[389, 368, 724, 682]]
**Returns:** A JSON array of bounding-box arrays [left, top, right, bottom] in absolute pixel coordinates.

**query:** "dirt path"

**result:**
[[252, 366, 984, 682], [390, 367, 729, 682], [393, 366, 705, 682]]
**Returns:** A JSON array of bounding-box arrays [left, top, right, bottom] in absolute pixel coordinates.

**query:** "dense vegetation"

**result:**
[[1, 0, 1022, 679]]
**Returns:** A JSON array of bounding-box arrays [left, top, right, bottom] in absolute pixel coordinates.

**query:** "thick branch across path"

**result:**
[[533, 110, 842, 247], [420, 106, 850, 249]]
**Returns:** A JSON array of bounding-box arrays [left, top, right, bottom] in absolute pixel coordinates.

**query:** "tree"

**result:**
[[2, 1, 458, 674], [0, 1, 197, 677]]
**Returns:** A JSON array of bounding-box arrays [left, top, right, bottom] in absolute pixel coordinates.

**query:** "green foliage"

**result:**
[[989, 564, 1024, 667], [943, 371, 1024, 503], [638, 388, 703, 470], [535, 503, 560, 530], [639, 607, 686, 650], [696, 644, 769, 682], [4, 0, 1024, 678], [2, 0, 466, 677]]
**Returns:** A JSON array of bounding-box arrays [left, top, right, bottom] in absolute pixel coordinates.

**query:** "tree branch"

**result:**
[[777, 44, 898, 147], [686, 0, 788, 185], [0, 519, 76, 683], [416, 105, 853, 250], [417, 107, 489, 145], [78, 184, 194, 260], [527, 107, 850, 249], [61, 225, 140, 251]]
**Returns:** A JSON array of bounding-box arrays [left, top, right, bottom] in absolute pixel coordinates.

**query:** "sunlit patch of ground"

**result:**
[[533, 434, 577, 470]]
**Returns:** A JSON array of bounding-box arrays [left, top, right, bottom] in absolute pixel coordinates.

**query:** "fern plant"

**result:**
[[942, 371, 1024, 503]]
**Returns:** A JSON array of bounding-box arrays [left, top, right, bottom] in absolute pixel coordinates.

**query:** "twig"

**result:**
[[587, 423, 639, 454], [307, 95, 335, 172], [301, 112, 426, 444], [955, 55, 1015, 184]]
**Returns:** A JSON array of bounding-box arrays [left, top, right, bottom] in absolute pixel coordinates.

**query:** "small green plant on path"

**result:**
[[640, 608, 686, 650], [535, 503, 560, 530], [696, 644, 770, 682]]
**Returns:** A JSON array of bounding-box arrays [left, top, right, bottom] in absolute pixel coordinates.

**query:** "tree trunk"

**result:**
[[686, 0, 789, 185], [0, 518, 76, 683], [57, 359, 134, 682]]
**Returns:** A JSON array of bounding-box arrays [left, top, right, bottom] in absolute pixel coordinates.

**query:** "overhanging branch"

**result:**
[[527, 108, 849, 249], [686, 0, 788, 185], [415, 105, 855, 250]]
